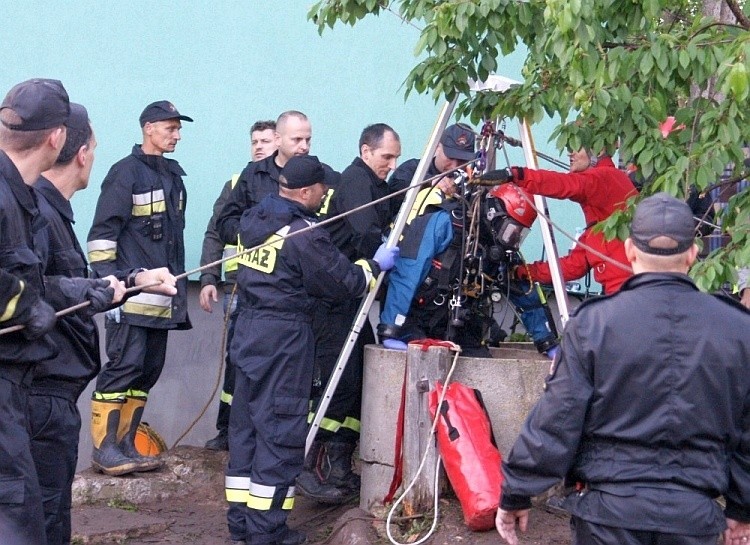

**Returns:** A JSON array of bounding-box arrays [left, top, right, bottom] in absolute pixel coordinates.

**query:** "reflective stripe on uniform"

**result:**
[[122, 292, 173, 318], [246, 481, 295, 511], [223, 246, 239, 273], [132, 189, 166, 216], [220, 390, 233, 405], [92, 391, 127, 401], [318, 187, 334, 216], [0, 280, 23, 322], [127, 389, 148, 399], [87, 239, 117, 263], [355, 259, 375, 292], [225, 475, 250, 503], [308, 413, 361, 434]]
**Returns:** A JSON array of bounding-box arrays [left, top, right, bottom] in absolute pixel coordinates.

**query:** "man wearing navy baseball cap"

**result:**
[[87, 100, 192, 477], [0, 77, 72, 545], [226, 153, 398, 545], [498, 192, 750, 545]]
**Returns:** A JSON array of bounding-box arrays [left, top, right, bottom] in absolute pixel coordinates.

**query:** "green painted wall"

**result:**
[[1, 1, 583, 281]]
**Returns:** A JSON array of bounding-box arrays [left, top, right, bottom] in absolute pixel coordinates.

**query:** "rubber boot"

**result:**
[[90, 399, 144, 476], [117, 396, 162, 472], [295, 440, 349, 504], [204, 428, 229, 451], [278, 527, 306, 545], [325, 440, 361, 494]]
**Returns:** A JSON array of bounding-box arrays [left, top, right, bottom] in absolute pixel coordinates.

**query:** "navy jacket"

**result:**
[[0, 151, 58, 369], [502, 273, 750, 534]]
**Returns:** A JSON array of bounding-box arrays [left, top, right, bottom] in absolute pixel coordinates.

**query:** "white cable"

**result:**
[[385, 343, 462, 545]]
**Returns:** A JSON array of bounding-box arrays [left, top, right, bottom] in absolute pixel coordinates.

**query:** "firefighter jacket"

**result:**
[[32, 177, 100, 396], [216, 153, 282, 246], [516, 156, 636, 294], [87, 145, 190, 329], [0, 152, 58, 368], [501, 273, 750, 534], [200, 174, 240, 293], [234, 194, 377, 332], [325, 157, 392, 260]]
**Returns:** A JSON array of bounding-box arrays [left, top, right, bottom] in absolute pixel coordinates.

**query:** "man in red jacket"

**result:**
[[489, 148, 637, 295]]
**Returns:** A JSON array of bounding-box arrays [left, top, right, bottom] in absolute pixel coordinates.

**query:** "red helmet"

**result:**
[[484, 183, 537, 251], [488, 183, 537, 228]]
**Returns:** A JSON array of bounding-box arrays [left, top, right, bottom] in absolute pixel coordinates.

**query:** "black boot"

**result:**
[[296, 440, 350, 504], [205, 429, 229, 451], [278, 527, 306, 545], [325, 440, 360, 493]]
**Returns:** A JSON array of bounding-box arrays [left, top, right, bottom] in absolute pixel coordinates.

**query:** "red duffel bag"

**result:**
[[428, 381, 503, 531]]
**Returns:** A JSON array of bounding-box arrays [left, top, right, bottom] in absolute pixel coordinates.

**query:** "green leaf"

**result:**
[[727, 63, 749, 101]]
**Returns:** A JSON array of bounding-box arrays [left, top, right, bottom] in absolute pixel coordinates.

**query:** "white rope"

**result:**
[[385, 342, 462, 545]]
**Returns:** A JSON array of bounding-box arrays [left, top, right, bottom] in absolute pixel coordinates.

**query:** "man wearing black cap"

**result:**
[[497, 193, 750, 545], [0, 77, 74, 545], [31, 103, 177, 545], [225, 155, 398, 545], [387, 122, 474, 211], [87, 100, 193, 476]]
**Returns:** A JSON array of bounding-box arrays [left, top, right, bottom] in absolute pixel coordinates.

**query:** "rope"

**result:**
[[385, 340, 462, 545], [170, 284, 237, 449], [0, 161, 478, 337]]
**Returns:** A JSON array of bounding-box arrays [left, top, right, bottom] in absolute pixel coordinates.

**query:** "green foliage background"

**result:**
[[310, 0, 750, 291]]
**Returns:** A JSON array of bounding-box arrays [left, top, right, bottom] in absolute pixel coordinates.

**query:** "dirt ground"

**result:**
[[72, 446, 570, 544], [101, 489, 570, 544]]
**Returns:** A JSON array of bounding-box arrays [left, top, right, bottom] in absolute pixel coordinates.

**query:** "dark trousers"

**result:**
[[0, 375, 47, 545], [29, 391, 81, 545], [216, 292, 239, 432], [96, 320, 169, 395], [311, 299, 370, 443], [226, 312, 313, 544], [571, 516, 719, 545]]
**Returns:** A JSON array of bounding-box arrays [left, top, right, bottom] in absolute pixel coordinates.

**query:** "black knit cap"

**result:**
[[280, 155, 326, 189], [139, 100, 193, 127], [630, 192, 695, 255], [0, 78, 70, 131]]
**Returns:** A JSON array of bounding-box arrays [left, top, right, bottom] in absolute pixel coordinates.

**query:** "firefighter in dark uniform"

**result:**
[[297, 123, 401, 504], [224, 155, 398, 545], [0, 78, 71, 545], [86, 100, 193, 476], [200, 120, 277, 453], [497, 193, 750, 545], [30, 104, 177, 545], [216, 111, 345, 542]]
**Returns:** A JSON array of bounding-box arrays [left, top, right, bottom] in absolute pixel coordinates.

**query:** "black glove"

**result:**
[[23, 299, 57, 340], [83, 278, 116, 316], [57, 277, 115, 317], [474, 167, 523, 186]]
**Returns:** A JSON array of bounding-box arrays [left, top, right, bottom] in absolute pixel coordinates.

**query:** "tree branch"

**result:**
[[724, 0, 750, 29]]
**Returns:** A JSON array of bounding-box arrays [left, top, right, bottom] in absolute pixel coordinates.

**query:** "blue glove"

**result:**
[[373, 243, 399, 272]]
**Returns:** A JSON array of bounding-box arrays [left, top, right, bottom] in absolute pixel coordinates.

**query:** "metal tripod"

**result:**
[[305, 75, 570, 456]]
